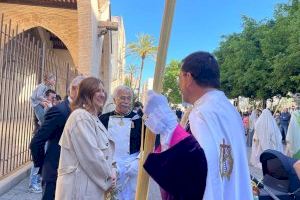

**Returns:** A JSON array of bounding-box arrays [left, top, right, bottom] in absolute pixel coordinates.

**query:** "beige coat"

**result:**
[[55, 108, 115, 200]]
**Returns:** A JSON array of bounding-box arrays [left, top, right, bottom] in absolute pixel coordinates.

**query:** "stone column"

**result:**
[[77, 0, 106, 76], [99, 32, 112, 94]]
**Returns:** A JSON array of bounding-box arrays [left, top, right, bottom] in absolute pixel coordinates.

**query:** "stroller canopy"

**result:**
[[260, 149, 300, 193]]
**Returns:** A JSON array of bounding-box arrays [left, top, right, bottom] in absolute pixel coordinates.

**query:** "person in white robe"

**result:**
[[250, 109, 283, 168], [248, 109, 258, 147], [143, 51, 253, 200], [286, 109, 300, 159], [99, 86, 142, 200]]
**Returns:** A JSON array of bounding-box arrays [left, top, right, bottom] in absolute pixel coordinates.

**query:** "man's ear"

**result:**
[[185, 72, 194, 87]]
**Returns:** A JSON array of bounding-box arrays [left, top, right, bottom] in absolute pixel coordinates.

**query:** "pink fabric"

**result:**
[[151, 125, 190, 200], [154, 125, 189, 153], [154, 145, 162, 153], [169, 125, 190, 147], [243, 116, 249, 129], [152, 125, 190, 200]]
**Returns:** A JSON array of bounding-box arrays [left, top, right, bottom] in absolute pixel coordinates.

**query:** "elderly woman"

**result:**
[[55, 77, 116, 200]]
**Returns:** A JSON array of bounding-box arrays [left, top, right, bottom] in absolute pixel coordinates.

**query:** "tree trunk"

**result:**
[[137, 58, 145, 100], [130, 73, 133, 88]]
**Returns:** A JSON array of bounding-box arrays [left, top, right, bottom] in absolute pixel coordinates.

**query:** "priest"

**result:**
[[99, 86, 142, 200], [143, 51, 253, 200]]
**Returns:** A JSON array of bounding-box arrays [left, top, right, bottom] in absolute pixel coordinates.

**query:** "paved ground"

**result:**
[[0, 148, 261, 200], [0, 175, 161, 200], [0, 177, 41, 200]]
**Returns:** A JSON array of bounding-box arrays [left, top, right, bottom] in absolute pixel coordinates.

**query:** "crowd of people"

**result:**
[[27, 51, 299, 200], [240, 104, 300, 169], [29, 75, 147, 199], [242, 107, 295, 146]]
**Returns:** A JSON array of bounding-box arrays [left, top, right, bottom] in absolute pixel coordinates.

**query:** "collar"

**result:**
[[68, 96, 73, 103], [193, 89, 220, 107], [113, 110, 132, 117]]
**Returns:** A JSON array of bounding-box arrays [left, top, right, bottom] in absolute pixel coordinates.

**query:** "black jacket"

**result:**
[[30, 99, 71, 182], [99, 111, 142, 154]]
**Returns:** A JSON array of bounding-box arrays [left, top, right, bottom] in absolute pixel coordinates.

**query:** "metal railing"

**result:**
[[0, 0, 77, 9], [0, 14, 78, 179]]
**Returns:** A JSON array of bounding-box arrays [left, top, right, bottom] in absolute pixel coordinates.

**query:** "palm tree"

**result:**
[[127, 33, 157, 100], [125, 64, 138, 88]]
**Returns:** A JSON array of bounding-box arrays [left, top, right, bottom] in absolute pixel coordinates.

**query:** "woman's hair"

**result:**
[[71, 77, 104, 113], [43, 73, 56, 82]]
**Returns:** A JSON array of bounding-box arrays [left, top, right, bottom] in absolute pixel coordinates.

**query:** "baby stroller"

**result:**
[[252, 149, 300, 200]]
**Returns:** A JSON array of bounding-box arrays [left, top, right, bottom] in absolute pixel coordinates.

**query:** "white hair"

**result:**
[[69, 75, 86, 91], [112, 85, 133, 99]]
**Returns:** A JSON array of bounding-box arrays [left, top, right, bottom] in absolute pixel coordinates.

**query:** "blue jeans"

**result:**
[[247, 129, 254, 147], [34, 104, 45, 125], [29, 164, 41, 188], [280, 125, 288, 141]]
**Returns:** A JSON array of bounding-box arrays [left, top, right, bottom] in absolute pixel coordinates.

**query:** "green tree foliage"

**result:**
[[124, 77, 131, 87], [162, 60, 182, 104], [214, 0, 300, 100]]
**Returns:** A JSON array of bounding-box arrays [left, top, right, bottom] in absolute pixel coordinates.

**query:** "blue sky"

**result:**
[[111, 0, 288, 84]]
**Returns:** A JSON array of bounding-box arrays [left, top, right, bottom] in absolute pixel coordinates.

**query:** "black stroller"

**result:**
[[252, 149, 300, 200]]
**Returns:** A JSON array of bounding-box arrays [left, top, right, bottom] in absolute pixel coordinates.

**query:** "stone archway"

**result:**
[[0, 2, 78, 67]]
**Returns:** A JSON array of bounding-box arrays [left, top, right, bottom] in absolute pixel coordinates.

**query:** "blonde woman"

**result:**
[[55, 77, 116, 200]]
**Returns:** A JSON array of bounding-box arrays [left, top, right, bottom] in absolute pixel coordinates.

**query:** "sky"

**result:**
[[111, 0, 288, 84]]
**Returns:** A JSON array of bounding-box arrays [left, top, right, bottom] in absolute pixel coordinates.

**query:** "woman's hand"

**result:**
[[111, 167, 117, 189]]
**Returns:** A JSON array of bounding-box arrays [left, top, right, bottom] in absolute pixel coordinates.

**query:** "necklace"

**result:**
[[119, 118, 124, 126], [113, 110, 131, 126]]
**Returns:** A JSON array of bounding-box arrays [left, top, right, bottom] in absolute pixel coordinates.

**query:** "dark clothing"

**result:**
[[42, 181, 56, 200], [280, 112, 291, 141], [33, 115, 40, 134], [175, 110, 183, 121], [144, 121, 207, 200], [144, 135, 207, 200], [30, 99, 71, 199], [137, 109, 144, 118], [280, 112, 291, 126], [99, 111, 142, 154], [280, 125, 288, 142]]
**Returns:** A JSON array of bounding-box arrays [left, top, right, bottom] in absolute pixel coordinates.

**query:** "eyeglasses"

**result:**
[[118, 96, 132, 101]]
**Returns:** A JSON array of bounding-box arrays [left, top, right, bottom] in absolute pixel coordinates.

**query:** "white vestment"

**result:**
[[188, 90, 252, 200], [108, 117, 139, 200], [286, 110, 300, 159], [250, 109, 283, 168], [249, 110, 258, 132]]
